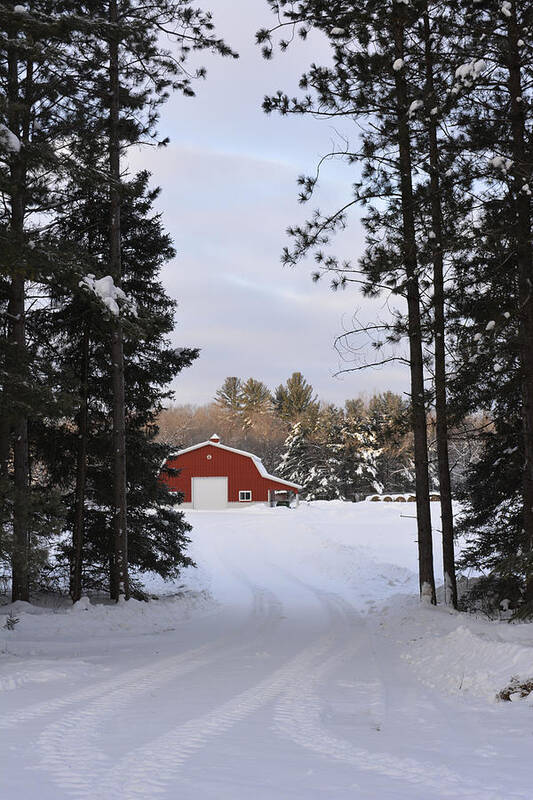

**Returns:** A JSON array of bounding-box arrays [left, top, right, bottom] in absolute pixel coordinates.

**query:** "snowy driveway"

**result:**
[[2, 503, 533, 799]]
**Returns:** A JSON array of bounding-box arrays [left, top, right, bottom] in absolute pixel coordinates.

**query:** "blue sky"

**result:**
[[129, 0, 408, 407]]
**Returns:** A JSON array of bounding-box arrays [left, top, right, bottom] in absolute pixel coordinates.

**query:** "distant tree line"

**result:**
[[258, 0, 533, 614], [159, 372, 479, 502]]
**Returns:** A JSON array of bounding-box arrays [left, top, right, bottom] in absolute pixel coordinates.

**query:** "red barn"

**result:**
[[160, 434, 301, 509]]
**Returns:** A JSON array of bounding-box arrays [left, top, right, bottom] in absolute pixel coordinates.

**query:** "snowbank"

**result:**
[[376, 598, 533, 703], [0, 589, 213, 660], [404, 621, 533, 702]]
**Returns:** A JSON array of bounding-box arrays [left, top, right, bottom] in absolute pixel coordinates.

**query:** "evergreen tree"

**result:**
[[215, 377, 243, 414], [466, 0, 533, 607], [449, 195, 527, 606], [274, 372, 319, 422], [35, 170, 198, 596], [277, 421, 312, 488], [81, 0, 233, 599], [413, 0, 467, 608], [259, 0, 438, 601], [341, 410, 382, 499], [0, 2, 91, 600], [443, 0, 533, 611], [367, 392, 414, 492], [240, 378, 273, 425], [305, 407, 345, 501], [0, 0, 235, 600]]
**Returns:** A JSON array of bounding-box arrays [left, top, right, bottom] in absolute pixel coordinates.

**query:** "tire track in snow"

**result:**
[[96, 632, 336, 800], [0, 642, 213, 733], [0, 589, 277, 734], [90, 583, 353, 799], [273, 608, 526, 800], [36, 587, 283, 797]]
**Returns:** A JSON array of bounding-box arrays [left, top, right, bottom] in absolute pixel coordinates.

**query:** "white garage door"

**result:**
[[192, 477, 228, 509]]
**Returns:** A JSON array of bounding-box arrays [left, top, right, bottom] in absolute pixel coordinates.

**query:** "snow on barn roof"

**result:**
[[168, 435, 302, 491]]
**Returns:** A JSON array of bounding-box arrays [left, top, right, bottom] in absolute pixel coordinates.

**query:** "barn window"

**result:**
[[239, 490, 252, 502]]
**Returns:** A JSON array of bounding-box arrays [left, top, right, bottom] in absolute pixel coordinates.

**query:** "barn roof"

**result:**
[[168, 437, 302, 491]]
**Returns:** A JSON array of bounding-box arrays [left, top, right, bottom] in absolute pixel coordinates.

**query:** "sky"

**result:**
[[129, 0, 408, 408]]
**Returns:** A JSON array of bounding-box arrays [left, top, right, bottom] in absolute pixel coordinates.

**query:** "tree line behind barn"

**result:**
[[158, 374, 482, 504]]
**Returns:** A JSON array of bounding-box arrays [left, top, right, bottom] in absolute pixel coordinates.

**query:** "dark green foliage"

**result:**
[[277, 421, 312, 489], [367, 393, 414, 493], [274, 372, 319, 423], [0, 0, 235, 597], [456, 435, 525, 587], [449, 192, 530, 601], [277, 405, 380, 501], [459, 573, 524, 619], [33, 170, 198, 593]]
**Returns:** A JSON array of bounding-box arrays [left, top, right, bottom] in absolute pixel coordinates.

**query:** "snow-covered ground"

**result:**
[[2, 501, 533, 800]]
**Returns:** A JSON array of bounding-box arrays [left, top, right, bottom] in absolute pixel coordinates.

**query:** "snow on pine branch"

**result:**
[[0, 124, 21, 154], [408, 99, 423, 118], [488, 156, 513, 175], [453, 59, 486, 90], [501, 1, 512, 18], [80, 274, 137, 317]]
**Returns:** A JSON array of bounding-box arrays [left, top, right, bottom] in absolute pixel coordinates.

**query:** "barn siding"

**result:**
[[162, 444, 295, 502]]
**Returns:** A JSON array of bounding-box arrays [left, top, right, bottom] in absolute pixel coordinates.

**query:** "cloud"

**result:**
[[126, 0, 409, 407]]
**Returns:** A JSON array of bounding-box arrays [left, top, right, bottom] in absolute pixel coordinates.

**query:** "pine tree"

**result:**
[[305, 407, 345, 501], [415, 0, 462, 607], [449, 187, 527, 606], [63, 0, 235, 600], [0, 2, 92, 600], [259, 0, 438, 601], [215, 377, 243, 414], [277, 421, 312, 488], [106, 0, 129, 599], [488, 0, 533, 606], [240, 378, 273, 428], [367, 392, 413, 492], [35, 170, 199, 596], [446, 0, 533, 611], [274, 372, 319, 423], [390, 0, 436, 604], [341, 410, 382, 499]]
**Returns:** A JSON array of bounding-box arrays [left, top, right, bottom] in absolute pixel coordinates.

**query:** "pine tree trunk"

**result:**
[[7, 37, 30, 602], [9, 278, 30, 603], [0, 410, 9, 566], [70, 324, 89, 603], [0, 416, 10, 487], [393, 6, 436, 604], [422, 6, 457, 608], [506, 5, 533, 603], [108, 0, 129, 601]]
